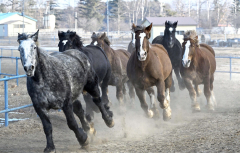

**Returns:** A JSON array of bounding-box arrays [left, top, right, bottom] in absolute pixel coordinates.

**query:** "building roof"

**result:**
[[0, 12, 37, 22], [143, 17, 197, 26], [0, 20, 31, 24]]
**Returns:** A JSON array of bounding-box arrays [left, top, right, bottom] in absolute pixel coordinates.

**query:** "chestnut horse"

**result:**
[[91, 33, 135, 107], [127, 23, 173, 120], [181, 30, 216, 112]]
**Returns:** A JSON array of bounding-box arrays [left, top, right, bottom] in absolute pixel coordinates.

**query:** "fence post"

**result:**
[[4, 76, 9, 126], [230, 57, 232, 80], [16, 58, 19, 86]]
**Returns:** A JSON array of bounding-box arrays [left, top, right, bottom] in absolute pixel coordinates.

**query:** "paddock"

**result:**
[[0, 45, 240, 152]]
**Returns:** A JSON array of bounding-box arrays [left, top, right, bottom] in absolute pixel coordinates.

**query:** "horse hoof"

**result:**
[[192, 103, 201, 113], [44, 148, 56, 153], [105, 119, 115, 128], [81, 137, 89, 150], [206, 104, 215, 112], [147, 110, 154, 118], [88, 126, 97, 136], [163, 107, 171, 121]]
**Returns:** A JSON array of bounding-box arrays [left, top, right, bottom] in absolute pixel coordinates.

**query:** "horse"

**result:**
[[152, 21, 185, 91], [181, 30, 216, 112], [58, 30, 112, 121], [91, 32, 135, 107], [17, 30, 114, 153], [127, 23, 173, 120], [127, 31, 136, 54]]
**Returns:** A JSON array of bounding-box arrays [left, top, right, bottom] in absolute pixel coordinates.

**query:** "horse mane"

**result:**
[[67, 30, 83, 48], [18, 33, 39, 46], [103, 35, 111, 46], [200, 44, 215, 56], [151, 44, 169, 56], [184, 30, 199, 46]]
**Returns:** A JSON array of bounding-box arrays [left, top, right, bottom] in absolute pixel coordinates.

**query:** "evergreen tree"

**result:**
[[78, 0, 105, 31]]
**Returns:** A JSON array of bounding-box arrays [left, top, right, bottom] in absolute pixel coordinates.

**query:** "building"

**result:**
[[0, 12, 37, 37], [142, 17, 197, 43]]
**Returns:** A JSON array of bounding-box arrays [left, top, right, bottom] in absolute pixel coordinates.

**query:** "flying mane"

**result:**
[[67, 30, 84, 48]]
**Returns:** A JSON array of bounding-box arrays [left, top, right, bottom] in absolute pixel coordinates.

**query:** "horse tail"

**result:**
[[200, 44, 215, 57]]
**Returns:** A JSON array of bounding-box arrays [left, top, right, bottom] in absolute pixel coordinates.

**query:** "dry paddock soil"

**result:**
[[0, 46, 240, 153]]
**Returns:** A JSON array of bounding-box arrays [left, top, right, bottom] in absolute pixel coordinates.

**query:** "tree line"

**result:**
[[0, 0, 238, 33]]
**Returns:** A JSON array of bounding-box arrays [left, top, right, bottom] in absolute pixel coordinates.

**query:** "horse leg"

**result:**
[[122, 83, 129, 102], [127, 80, 135, 106], [146, 87, 160, 119], [101, 69, 111, 106], [210, 76, 217, 107], [135, 87, 152, 118], [84, 76, 114, 128], [73, 100, 96, 136], [174, 67, 185, 90], [83, 93, 96, 122], [157, 74, 172, 121], [204, 77, 214, 111], [62, 102, 89, 149], [194, 84, 202, 97], [33, 104, 55, 153], [116, 83, 124, 106], [184, 78, 200, 112], [170, 76, 175, 92]]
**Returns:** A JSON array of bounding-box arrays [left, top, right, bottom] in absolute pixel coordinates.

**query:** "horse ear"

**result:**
[[31, 29, 39, 42], [145, 23, 152, 33], [58, 31, 63, 38], [132, 23, 136, 30], [100, 32, 106, 40], [173, 21, 178, 28], [165, 20, 168, 26]]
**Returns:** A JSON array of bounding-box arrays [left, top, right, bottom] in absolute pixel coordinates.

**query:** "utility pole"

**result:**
[[107, 0, 109, 37], [22, 0, 24, 33], [197, 0, 199, 27]]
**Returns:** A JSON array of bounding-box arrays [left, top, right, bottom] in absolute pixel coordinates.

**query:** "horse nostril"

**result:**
[[188, 60, 191, 63], [144, 52, 147, 55], [30, 65, 34, 70], [24, 66, 27, 71]]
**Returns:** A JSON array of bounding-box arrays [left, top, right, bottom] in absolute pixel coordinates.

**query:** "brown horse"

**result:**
[[91, 33, 135, 106], [127, 23, 173, 120], [181, 30, 216, 112]]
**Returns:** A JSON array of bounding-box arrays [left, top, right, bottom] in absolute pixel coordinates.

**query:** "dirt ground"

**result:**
[[0, 46, 240, 153]]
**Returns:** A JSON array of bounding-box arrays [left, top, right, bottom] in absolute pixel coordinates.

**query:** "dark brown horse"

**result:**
[[127, 23, 173, 120], [91, 33, 135, 106], [181, 30, 216, 112]]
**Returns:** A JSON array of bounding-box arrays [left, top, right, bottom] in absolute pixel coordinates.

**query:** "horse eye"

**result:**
[[34, 47, 36, 49]]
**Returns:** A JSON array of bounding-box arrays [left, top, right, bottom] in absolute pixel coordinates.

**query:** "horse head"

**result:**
[[164, 20, 178, 48], [91, 32, 111, 50], [182, 30, 199, 68], [17, 30, 39, 77], [58, 30, 83, 52], [132, 23, 152, 61]]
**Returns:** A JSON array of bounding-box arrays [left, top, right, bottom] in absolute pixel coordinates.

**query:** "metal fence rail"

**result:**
[[215, 56, 240, 80], [0, 75, 31, 126]]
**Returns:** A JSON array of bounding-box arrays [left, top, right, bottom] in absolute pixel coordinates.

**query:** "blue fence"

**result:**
[[215, 56, 240, 80], [0, 75, 31, 126]]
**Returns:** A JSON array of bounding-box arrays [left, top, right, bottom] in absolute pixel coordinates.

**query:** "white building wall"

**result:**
[[0, 14, 36, 36]]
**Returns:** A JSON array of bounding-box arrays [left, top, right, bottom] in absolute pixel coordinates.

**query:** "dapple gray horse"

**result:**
[[17, 30, 114, 152]]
